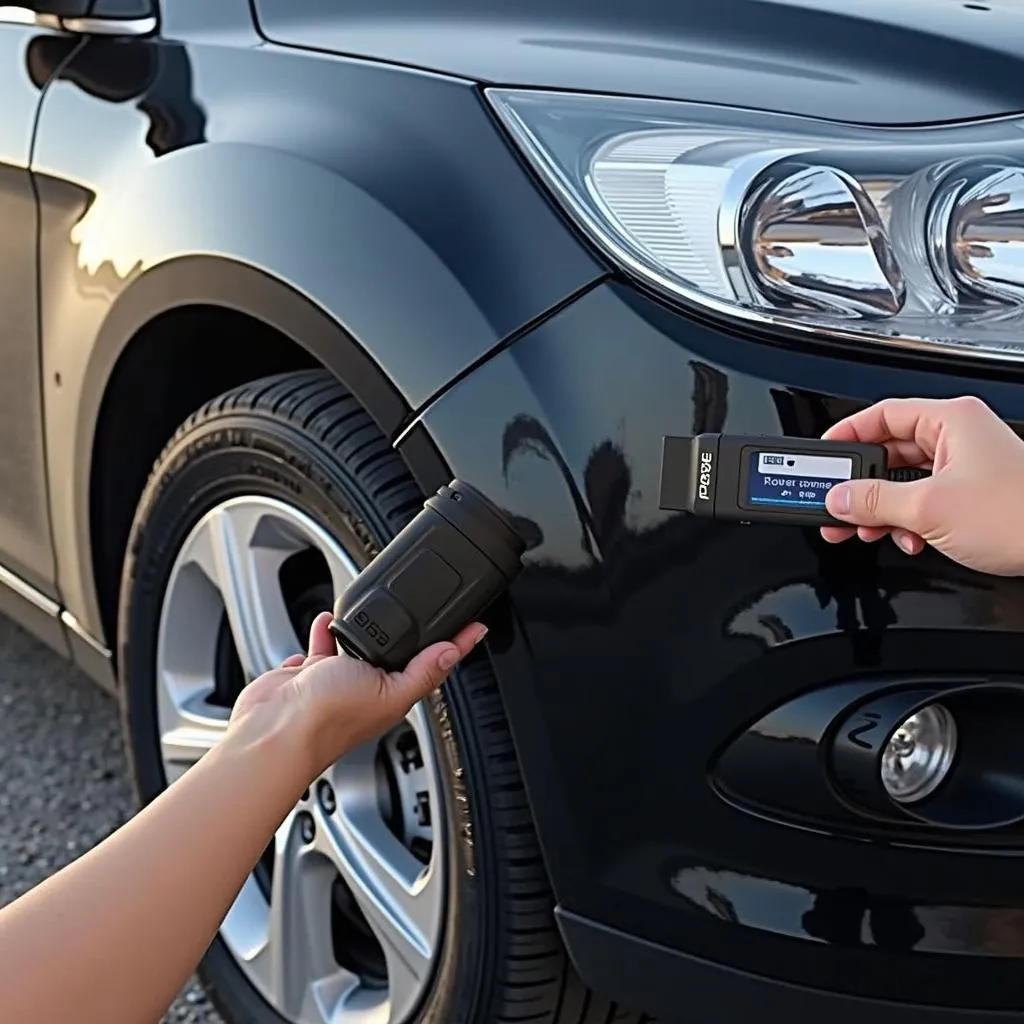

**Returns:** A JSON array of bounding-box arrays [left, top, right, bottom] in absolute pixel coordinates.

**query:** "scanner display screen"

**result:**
[[746, 450, 853, 510]]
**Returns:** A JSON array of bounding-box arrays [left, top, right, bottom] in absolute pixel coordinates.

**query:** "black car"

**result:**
[[3, 1, 1024, 1022]]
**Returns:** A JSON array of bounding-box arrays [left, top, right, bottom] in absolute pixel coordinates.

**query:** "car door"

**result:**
[[0, 12, 64, 651]]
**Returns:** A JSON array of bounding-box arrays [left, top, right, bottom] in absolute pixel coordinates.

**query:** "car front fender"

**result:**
[[29, 32, 602, 657]]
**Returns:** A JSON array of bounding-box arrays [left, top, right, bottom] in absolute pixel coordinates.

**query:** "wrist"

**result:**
[[217, 705, 317, 803]]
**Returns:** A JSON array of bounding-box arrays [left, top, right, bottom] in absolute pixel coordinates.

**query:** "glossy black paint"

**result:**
[[5, 0, 1024, 1020], [22, 0, 601, 646], [91, 0, 154, 17], [409, 281, 1024, 1015], [252, 0, 1024, 125], [556, 909, 1024, 1024]]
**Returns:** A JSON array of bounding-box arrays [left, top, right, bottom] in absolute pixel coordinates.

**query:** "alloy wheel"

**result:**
[[156, 495, 446, 1024]]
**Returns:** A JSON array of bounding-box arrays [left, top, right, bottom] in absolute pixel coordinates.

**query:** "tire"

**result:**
[[118, 369, 645, 1024]]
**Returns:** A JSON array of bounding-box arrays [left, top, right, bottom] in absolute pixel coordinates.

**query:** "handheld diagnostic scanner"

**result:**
[[659, 433, 928, 528]]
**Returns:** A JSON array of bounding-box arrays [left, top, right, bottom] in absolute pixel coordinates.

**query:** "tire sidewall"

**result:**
[[118, 413, 489, 1024]]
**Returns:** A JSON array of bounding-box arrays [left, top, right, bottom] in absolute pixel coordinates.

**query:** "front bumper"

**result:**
[[402, 279, 1024, 1022]]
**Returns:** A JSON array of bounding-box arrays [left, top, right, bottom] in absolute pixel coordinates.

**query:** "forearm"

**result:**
[[0, 722, 310, 1024]]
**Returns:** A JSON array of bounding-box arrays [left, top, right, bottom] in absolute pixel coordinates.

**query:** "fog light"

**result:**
[[880, 703, 957, 804]]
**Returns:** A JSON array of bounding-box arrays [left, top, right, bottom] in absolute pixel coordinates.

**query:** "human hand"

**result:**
[[228, 611, 487, 777], [819, 395, 1024, 576]]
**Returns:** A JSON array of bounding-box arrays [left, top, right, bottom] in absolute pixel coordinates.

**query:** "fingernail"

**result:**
[[896, 534, 916, 555], [473, 625, 489, 646], [828, 484, 851, 516], [438, 649, 460, 673]]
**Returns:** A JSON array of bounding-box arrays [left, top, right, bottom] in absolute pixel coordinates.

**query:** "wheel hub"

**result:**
[[155, 495, 446, 1024], [379, 727, 434, 865]]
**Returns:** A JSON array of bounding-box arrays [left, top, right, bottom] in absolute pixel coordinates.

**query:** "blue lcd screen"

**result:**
[[746, 450, 853, 510]]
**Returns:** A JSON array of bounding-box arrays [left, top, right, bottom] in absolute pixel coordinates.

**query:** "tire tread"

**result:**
[[146, 370, 646, 1024]]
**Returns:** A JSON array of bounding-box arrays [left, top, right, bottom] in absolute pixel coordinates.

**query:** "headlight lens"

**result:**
[[487, 88, 1024, 361]]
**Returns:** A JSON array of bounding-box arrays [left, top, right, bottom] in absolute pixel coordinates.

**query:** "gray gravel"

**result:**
[[0, 614, 223, 1023]]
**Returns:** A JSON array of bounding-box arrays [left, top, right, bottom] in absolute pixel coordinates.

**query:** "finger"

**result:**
[[307, 611, 337, 660], [857, 526, 891, 543], [883, 439, 933, 470], [388, 623, 488, 704], [822, 397, 951, 457], [820, 525, 856, 544], [821, 427, 931, 471], [280, 653, 306, 668], [825, 476, 930, 531], [891, 528, 926, 556]]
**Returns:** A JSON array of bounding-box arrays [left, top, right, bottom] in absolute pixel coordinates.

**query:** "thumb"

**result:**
[[825, 477, 923, 530], [306, 611, 338, 660], [386, 623, 488, 707]]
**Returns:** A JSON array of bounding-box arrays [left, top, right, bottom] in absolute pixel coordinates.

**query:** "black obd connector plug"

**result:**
[[329, 481, 526, 671]]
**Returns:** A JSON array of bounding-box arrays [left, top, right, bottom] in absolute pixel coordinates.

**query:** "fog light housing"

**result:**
[[829, 684, 1024, 831], [880, 703, 957, 804]]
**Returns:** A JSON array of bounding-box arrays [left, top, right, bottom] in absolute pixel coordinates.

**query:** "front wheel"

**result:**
[[118, 370, 640, 1024]]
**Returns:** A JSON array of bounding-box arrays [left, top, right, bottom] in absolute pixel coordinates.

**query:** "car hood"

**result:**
[[253, 0, 1024, 125]]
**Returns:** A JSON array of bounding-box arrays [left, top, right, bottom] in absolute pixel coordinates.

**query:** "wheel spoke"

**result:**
[[186, 501, 304, 679], [318, 755, 443, 1023], [319, 543, 360, 610], [261, 812, 355, 1023], [158, 691, 229, 784], [155, 492, 445, 1024]]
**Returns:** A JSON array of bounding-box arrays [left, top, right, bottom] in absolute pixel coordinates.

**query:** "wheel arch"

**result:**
[[34, 79, 600, 676], [78, 255, 450, 670]]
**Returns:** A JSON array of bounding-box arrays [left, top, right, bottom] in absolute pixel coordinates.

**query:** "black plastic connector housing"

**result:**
[[330, 481, 526, 671]]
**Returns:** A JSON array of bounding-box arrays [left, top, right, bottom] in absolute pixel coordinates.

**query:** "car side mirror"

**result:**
[[16, 0, 154, 18], [15, 1, 92, 14]]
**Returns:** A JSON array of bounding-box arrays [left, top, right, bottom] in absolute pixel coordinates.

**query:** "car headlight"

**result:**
[[487, 88, 1024, 362]]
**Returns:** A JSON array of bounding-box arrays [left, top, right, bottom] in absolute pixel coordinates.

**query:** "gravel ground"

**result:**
[[0, 614, 223, 1023]]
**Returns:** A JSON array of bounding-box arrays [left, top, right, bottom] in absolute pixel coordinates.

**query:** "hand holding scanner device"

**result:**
[[330, 481, 526, 671], [659, 433, 929, 528]]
